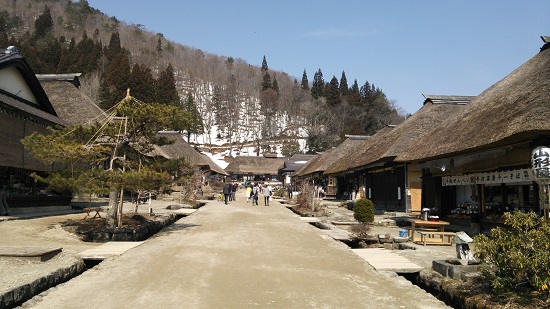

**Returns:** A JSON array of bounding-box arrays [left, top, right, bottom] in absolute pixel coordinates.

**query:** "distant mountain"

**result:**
[[0, 0, 404, 163]]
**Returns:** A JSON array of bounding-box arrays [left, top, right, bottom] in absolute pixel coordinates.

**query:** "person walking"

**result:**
[[231, 183, 237, 202], [287, 185, 292, 199], [246, 184, 253, 203], [252, 184, 259, 206], [263, 185, 271, 206], [223, 182, 232, 205]]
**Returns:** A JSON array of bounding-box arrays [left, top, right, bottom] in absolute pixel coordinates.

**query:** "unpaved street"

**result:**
[[15, 197, 450, 308]]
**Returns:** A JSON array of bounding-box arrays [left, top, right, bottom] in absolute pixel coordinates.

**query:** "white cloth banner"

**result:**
[[442, 168, 535, 186]]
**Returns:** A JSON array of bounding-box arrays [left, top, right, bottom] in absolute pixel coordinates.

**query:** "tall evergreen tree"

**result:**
[[182, 92, 204, 141], [272, 74, 279, 95], [129, 63, 156, 103], [105, 32, 122, 61], [34, 6, 53, 38], [99, 50, 130, 109], [261, 55, 268, 73], [339, 71, 349, 97], [261, 72, 272, 91], [348, 79, 361, 106], [301, 69, 309, 90], [155, 63, 180, 105], [325, 76, 341, 106], [360, 80, 376, 106], [311, 69, 324, 99]]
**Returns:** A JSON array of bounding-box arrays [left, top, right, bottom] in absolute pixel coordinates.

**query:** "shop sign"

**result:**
[[442, 168, 534, 186], [531, 146, 550, 180]]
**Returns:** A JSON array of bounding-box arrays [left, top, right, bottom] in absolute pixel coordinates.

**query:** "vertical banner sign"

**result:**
[[532, 146, 550, 180]]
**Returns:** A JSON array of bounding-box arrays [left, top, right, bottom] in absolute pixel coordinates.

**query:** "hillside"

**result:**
[[0, 0, 404, 164]]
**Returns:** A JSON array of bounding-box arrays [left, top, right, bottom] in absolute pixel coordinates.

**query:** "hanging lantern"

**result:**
[[532, 146, 550, 181]]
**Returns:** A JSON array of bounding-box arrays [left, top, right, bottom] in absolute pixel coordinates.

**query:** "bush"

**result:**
[[474, 211, 550, 293], [296, 182, 319, 212], [350, 223, 371, 239], [353, 198, 374, 223]]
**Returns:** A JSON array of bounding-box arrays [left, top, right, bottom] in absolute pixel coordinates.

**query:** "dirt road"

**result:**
[[13, 196, 450, 309]]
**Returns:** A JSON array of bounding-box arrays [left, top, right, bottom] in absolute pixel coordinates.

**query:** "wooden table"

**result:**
[[406, 218, 451, 245], [83, 207, 103, 219]]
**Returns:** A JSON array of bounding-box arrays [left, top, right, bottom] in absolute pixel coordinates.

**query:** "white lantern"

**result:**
[[531, 146, 550, 181]]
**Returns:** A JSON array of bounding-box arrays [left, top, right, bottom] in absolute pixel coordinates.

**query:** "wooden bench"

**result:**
[[401, 226, 438, 238], [417, 231, 456, 246], [83, 207, 104, 219]]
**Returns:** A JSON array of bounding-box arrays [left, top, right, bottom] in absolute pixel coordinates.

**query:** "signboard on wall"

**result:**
[[532, 146, 550, 180], [442, 168, 534, 186]]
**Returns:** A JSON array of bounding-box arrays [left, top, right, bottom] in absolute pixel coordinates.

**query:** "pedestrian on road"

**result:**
[[252, 184, 259, 205], [287, 185, 292, 199], [246, 184, 252, 203], [263, 185, 271, 206], [223, 182, 232, 205], [231, 183, 237, 202]]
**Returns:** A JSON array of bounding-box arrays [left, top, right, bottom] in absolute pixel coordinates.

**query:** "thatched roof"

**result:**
[[292, 136, 369, 178], [224, 155, 286, 175], [150, 132, 228, 176], [399, 43, 550, 162], [325, 96, 473, 175], [38, 75, 108, 126]]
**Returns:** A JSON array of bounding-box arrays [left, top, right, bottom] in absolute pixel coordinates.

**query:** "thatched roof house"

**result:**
[[325, 95, 473, 175], [293, 135, 370, 178], [400, 43, 550, 163], [0, 48, 65, 172], [37, 74, 108, 126], [224, 155, 286, 179], [150, 132, 228, 176]]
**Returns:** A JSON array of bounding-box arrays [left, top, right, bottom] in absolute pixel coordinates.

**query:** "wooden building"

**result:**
[[278, 154, 315, 187], [224, 155, 286, 183], [149, 131, 228, 182], [0, 47, 67, 206], [325, 96, 473, 212], [37, 73, 108, 126], [400, 38, 550, 234], [292, 135, 369, 199]]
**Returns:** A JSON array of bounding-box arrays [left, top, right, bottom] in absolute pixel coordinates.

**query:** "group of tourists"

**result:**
[[244, 182, 271, 206], [222, 182, 238, 205], [221, 181, 272, 206]]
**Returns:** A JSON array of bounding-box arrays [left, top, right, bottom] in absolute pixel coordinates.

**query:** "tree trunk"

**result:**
[[107, 189, 119, 228]]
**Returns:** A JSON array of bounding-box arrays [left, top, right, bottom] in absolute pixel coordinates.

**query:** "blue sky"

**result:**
[[87, 0, 549, 114]]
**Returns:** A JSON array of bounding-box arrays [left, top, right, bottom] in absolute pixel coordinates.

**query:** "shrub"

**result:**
[[350, 223, 371, 239], [296, 182, 319, 212], [353, 198, 374, 223], [474, 211, 550, 293]]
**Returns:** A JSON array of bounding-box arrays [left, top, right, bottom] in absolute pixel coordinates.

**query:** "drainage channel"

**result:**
[[304, 217, 465, 308], [4, 213, 185, 309]]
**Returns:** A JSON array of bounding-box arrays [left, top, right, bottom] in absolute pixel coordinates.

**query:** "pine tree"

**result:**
[[311, 69, 324, 99], [155, 64, 180, 105], [261, 72, 272, 91], [301, 69, 309, 90], [34, 6, 53, 38], [182, 92, 204, 141], [99, 50, 130, 109], [339, 71, 349, 97], [348, 79, 361, 106], [129, 63, 156, 103], [360, 80, 375, 105], [105, 32, 122, 61], [325, 76, 341, 106], [261, 55, 268, 73], [272, 74, 279, 95]]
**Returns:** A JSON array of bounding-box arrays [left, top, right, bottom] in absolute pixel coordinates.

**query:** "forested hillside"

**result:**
[[0, 0, 405, 161]]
